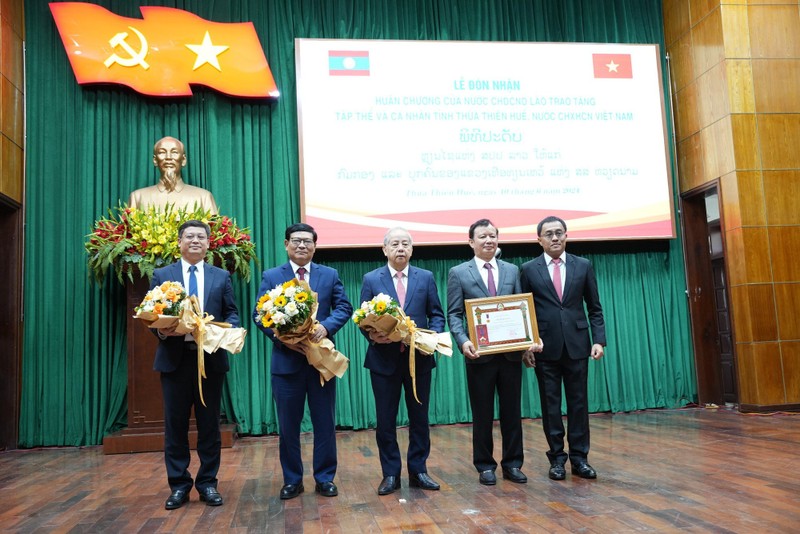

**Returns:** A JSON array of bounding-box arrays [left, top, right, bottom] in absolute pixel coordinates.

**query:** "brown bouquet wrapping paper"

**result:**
[[135, 295, 247, 406], [273, 298, 349, 385], [358, 309, 452, 403]]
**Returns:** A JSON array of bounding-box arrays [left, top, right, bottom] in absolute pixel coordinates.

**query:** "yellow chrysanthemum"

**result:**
[[375, 301, 387, 313]]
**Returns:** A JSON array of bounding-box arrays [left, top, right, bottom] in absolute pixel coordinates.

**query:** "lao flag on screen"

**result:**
[[329, 50, 370, 76], [592, 53, 633, 79]]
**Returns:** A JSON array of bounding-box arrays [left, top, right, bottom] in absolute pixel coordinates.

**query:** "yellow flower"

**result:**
[[282, 279, 298, 289], [274, 295, 287, 307], [261, 316, 273, 328], [295, 292, 308, 302], [375, 301, 386, 313]]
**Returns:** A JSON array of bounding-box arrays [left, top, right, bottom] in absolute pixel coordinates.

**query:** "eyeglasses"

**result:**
[[289, 238, 315, 247], [182, 233, 208, 241], [541, 230, 565, 239], [387, 241, 411, 249]]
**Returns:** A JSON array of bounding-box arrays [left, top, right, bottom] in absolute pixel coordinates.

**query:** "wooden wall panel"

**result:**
[[677, 133, 706, 191], [775, 283, 800, 340], [1, 77, 23, 146], [730, 284, 778, 342], [748, 5, 800, 59], [752, 59, 800, 113], [731, 113, 759, 169], [723, 226, 746, 285], [692, 7, 725, 77], [740, 227, 772, 282], [689, 0, 719, 26], [663, 0, 691, 46], [697, 62, 729, 126], [1, 18, 23, 89], [668, 33, 695, 92], [763, 170, 800, 225], [725, 60, 754, 113], [747, 342, 785, 405], [721, 170, 765, 230], [675, 81, 701, 140], [782, 342, 800, 404], [757, 114, 800, 170], [1, 137, 22, 203], [769, 227, 800, 283], [721, 5, 750, 58], [702, 117, 735, 181]]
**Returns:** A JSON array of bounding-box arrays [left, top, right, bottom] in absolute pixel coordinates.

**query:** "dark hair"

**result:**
[[469, 218, 497, 239], [178, 219, 210, 239], [536, 216, 567, 236], [285, 223, 317, 242]]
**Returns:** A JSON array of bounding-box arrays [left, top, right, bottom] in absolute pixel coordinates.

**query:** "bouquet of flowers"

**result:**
[[353, 293, 452, 403], [85, 203, 256, 284], [133, 281, 248, 406], [256, 279, 348, 383]]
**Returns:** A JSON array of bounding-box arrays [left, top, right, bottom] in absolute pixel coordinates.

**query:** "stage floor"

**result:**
[[2, 407, 799, 533]]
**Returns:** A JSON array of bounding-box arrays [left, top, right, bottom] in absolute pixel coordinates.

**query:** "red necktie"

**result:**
[[297, 266, 306, 281], [552, 257, 563, 301], [484, 263, 497, 296], [395, 272, 406, 308]]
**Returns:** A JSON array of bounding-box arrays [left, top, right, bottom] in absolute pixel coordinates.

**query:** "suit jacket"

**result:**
[[446, 259, 523, 364], [361, 265, 446, 376], [253, 262, 353, 375], [519, 252, 605, 361], [150, 261, 240, 374]]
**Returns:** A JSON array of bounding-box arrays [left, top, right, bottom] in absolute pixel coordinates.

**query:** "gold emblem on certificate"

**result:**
[[465, 293, 539, 355]]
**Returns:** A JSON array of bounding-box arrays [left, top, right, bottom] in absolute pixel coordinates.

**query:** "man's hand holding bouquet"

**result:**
[[255, 278, 348, 383], [134, 280, 247, 405], [353, 293, 452, 402]]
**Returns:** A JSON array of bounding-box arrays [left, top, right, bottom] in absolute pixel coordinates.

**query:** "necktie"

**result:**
[[189, 265, 198, 297], [297, 266, 306, 281], [552, 257, 563, 301], [484, 263, 497, 296], [395, 271, 406, 308]]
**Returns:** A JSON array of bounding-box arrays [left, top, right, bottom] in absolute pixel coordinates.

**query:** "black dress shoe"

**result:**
[[409, 472, 440, 490], [280, 483, 304, 500], [165, 489, 190, 510], [478, 469, 496, 486], [502, 467, 528, 484], [378, 475, 401, 495], [315, 481, 338, 497], [571, 462, 597, 479], [198, 487, 224, 506], [548, 464, 566, 480]]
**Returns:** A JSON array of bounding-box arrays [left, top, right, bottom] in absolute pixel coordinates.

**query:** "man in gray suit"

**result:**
[[446, 218, 540, 486], [520, 215, 605, 481]]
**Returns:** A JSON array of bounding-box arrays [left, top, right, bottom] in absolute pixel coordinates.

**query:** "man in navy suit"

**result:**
[[253, 223, 353, 500], [360, 227, 446, 495], [447, 219, 540, 486], [151, 219, 240, 510], [520, 215, 606, 481]]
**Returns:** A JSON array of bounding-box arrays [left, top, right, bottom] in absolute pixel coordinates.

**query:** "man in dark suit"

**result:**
[[360, 227, 446, 495], [253, 223, 352, 500], [447, 219, 539, 486], [519, 215, 606, 481], [151, 219, 240, 510]]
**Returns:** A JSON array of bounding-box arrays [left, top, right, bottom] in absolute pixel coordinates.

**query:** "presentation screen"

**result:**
[[295, 39, 674, 247]]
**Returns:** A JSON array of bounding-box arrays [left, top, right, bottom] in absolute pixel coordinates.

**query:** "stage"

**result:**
[[2, 407, 798, 533]]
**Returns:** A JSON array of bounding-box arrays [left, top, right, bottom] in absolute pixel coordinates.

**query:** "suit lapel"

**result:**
[[379, 266, 396, 299], [404, 267, 419, 307], [561, 253, 572, 301], [467, 261, 489, 298], [535, 255, 558, 300], [202, 263, 214, 310]]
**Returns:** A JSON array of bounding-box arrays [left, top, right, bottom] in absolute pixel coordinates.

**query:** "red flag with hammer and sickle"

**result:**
[[49, 2, 279, 98]]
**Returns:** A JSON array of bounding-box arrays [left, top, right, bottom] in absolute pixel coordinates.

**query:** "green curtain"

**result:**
[[21, 0, 694, 447]]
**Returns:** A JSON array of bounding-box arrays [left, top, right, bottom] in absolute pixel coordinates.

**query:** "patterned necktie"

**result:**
[[484, 263, 497, 296], [552, 257, 563, 301], [189, 265, 198, 297], [395, 271, 406, 308], [297, 266, 306, 281]]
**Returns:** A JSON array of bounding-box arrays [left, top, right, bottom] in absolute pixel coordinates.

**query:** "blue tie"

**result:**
[[189, 265, 198, 297]]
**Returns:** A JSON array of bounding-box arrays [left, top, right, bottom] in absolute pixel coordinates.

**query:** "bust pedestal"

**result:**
[[102, 274, 235, 454]]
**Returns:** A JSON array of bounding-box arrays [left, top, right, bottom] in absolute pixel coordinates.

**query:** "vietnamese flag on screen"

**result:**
[[592, 53, 633, 78], [329, 50, 370, 76], [49, 2, 279, 97]]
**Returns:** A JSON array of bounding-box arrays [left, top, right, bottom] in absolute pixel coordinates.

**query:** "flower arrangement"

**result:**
[[255, 278, 317, 335], [134, 280, 187, 316], [352, 293, 401, 326], [85, 203, 256, 284]]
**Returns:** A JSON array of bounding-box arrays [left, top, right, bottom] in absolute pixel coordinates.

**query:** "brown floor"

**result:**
[[2, 407, 799, 533]]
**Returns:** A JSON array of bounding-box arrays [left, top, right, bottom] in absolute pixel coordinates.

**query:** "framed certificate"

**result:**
[[465, 293, 539, 355]]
